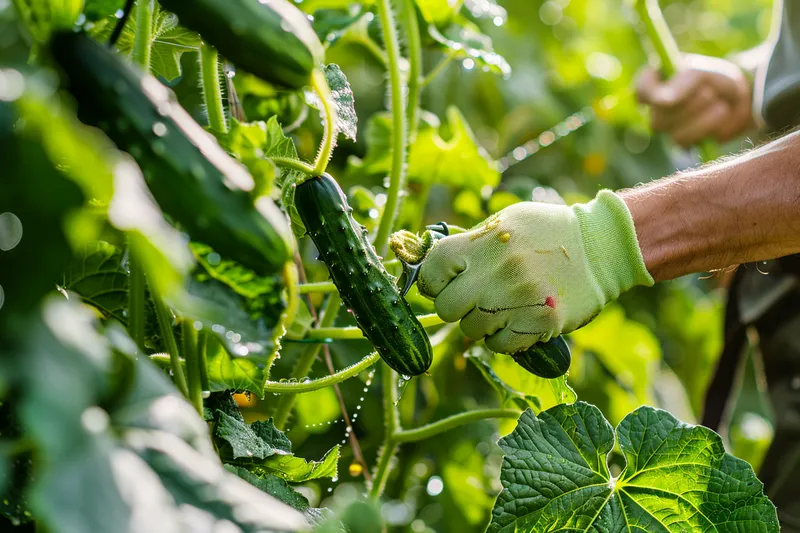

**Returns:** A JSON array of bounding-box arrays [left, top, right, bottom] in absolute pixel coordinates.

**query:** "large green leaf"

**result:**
[[90, 3, 200, 81], [414, 0, 458, 24], [62, 241, 128, 323], [350, 107, 500, 191], [227, 465, 312, 512], [264, 116, 307, 237], [488, 402, 779, 532], [225, 119, 279, 197]]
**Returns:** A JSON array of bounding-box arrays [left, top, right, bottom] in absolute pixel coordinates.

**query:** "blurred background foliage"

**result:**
[[0, 0, 778, 530]]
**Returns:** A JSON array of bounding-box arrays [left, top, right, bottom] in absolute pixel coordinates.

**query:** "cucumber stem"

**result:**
[[272, 293, 342, 429], [182, 320, 204, 416], [152, 290, 189, 397], [200, 42, 228, 135], [264, 352, 381, 393], [197, 329, 210, 391], [400, 0, 421, 138], [127, 244, 146, 352], [311, 69, 336, 177], [393, 409, 521, 443], [266, 262, 300, 378], [369, 364, 399, 498], [131, 0, 154, 70], [271, 156, 316, 176], [373, 0, 409, 256]]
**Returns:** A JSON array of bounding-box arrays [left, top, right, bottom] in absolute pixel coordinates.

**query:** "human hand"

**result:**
[[637, 54, 753, 148], [416, 192, 654, 354]]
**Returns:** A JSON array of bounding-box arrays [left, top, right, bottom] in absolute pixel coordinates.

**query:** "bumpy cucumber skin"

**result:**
[[49, 32, 291, 276], [296, 174, 433, 376], [510, 336, 571, 379], [159, 0, 323, 90]]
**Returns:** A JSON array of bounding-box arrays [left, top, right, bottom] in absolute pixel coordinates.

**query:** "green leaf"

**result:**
[[253, 445, 340, 482], [191, 242, 283, 301], [205, 339, 266, 395], [429, 23, 511, 78], [414, 0, 458, 25], [226, 466, 311, 512], [214, 411, 291, 461], [83, 0, 124, 21], [466, 348, 541, 411], [11, 0, 83, 41], [350, 107, 500, 191], [488, 402, 779, 532], [62, 241, 128, 324], [311, 7, 365, 45], [323, 64, 357, 142], [0, 400, 33, 526], [90, 4, 200, 81], [225, 119, 279, 197]]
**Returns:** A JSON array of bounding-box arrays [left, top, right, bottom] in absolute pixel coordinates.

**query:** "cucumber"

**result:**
[[295, 174, 433, 376], [49, 32, 292, 276], [158, 0, 324, 90], [510, 336, 571, 379]]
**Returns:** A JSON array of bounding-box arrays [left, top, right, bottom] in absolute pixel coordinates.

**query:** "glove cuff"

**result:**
[[572, 190, 654, 303]]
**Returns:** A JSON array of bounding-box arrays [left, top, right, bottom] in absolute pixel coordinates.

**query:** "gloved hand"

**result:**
[[417, 190, 654, 354]]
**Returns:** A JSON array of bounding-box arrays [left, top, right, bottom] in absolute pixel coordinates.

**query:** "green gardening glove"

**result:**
[[417, 190, 654, 354]]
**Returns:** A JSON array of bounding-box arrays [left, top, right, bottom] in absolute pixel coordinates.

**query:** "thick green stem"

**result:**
[[182, 320, 204, 416], [197, 329, 210, 392], [200, 42, 228, 135], [131, 0, 153, 70], [373, 0, 409, 255], [400, 0, 421, 138], [311, 69, 336, 177], [306, 314, 444, 340], [272, 293, 342, 429], [271, 156, 316, 176], [152, 291, 188, 397], [298, 281, 337, 294], [266, 262, 300, 379], [370, 363, 400, 498], [127, 248, 145, 352], [393, 409, 521, 443]]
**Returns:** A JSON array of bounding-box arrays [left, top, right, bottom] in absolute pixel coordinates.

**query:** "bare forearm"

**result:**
[[620, 131, 800, 281]]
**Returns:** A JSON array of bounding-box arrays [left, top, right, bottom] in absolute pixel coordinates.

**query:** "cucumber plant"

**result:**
[[0, 0, 779, 532]]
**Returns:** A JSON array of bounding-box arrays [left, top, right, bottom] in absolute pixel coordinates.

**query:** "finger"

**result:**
[[696, 68, 748, 104], [417, 233, 471, 298], [652, 85, 716, 133], [636, 68, 664, 105], [485, 327, 546, 355], [433, 273, 478, 323], [650, 69, 708, 108], [459, 307, 506, 341], [672, 102, 730, 148]]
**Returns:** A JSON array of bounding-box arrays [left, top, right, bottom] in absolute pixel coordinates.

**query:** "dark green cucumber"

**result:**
[[510, 336, 571, 379], [295, 174, 433, 376], [158, 0, 324, 90], [49, 32, 291, 276]]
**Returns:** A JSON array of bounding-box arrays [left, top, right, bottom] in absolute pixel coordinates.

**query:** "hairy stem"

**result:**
[[127, 247, 145, 352], [263, 352, 380, 393], [370, 364, 399, 498], [311, 69, 336, 177], [131, 0, 153, 70], [373, 0, 409, 255], [270, 156, 316, 176], [400, 0, 421, 138], [393, 409, 521, 443], [182, 320, 204, 416], [197, 329, 210, 392], [152, 292, 188, 397], [272, 293, 342, 429], [199, 42, 228, 135]]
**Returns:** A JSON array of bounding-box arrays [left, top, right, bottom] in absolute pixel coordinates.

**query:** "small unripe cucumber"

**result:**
[[295, 174, 433, 376], [510, 336, 571, 379], [49, 32, 291, 276], [158, 0, 324, 90]]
